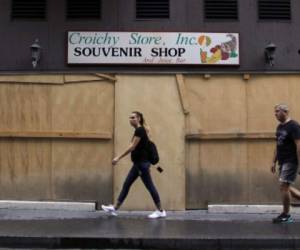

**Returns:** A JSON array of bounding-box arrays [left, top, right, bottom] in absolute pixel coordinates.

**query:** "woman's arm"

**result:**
[[112, 136, 141, 165]]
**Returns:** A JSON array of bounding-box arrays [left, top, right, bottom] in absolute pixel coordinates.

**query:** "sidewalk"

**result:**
[[0, 208, 300, 249]]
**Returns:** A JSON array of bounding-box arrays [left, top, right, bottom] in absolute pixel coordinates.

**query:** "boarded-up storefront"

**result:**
[[0, 74, 114, 204], [185, 75, 300, 208], [0, 73, 299, 210]]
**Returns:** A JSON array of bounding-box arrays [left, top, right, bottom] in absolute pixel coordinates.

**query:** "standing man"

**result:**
[[271, 104, 300, 223]]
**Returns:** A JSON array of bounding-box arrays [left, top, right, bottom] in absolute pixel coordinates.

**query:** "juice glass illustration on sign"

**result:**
[[198, 34, 238, 64]]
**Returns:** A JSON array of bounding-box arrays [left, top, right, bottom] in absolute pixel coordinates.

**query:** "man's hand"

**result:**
[[112, 157, 120, 166], [271, 163, 276, 173]]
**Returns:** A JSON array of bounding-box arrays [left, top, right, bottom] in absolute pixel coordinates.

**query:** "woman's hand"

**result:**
[[111, 138, 140, 166], [112, 157, 120, 166], [270, 163, 276, 173]]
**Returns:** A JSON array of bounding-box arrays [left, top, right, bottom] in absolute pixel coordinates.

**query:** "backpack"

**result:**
[[148, 140, 159, 165]]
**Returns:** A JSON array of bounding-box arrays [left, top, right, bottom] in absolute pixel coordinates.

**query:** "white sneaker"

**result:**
[[101, 204, 117, 216], [148, 210, 167, 219]]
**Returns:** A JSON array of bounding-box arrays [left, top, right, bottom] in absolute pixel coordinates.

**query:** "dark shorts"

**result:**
[[279, 163, 298, 184]]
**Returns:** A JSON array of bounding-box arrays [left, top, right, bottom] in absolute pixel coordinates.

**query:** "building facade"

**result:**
[[0, 0, 298, 210]]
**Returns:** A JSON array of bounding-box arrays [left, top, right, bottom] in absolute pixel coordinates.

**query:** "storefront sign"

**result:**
[[67, 31, 239, 65]]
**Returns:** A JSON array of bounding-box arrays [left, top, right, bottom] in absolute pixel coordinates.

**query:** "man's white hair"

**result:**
[[275, 103, 289, 112]]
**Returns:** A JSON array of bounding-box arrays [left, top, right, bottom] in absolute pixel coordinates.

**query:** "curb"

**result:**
[[208, 204, 300, 214], [0, 200, 96, 211], [0, 236, 298, 250]]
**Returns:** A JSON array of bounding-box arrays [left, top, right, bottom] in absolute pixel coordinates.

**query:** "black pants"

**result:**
[[117, 161, 161, 206]]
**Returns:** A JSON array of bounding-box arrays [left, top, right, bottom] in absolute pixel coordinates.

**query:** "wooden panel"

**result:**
[[51, 81, 114, 133], [247, 141, 280, 203], [0, 75, 114, 203], [114, 75, 185, 210], [0, 131, 112, 139], [288, 78, 300, 119], [0, 75, 64, 84], [50, 77, 114, 203], [187, 141, 248, 208], [176, 74, 190, 115], [0, 84, 52, 131], [185, 75, 247, 208], [94, 74, 117, 82], [185, 141, 201, 208], [52, 140, 113, 203], [247, 75, 290, 132], [185, 75, 247, 134], [186, 74, 300, 208], [247, 75, 300, 203], [186, 132, 275, 140], [0, 139, 52, 199], [64, 74, 106, 83]]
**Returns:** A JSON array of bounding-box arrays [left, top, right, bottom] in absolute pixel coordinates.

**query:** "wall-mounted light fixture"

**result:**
[[30, 39, 41, 68], [265, 42, 276, 66]]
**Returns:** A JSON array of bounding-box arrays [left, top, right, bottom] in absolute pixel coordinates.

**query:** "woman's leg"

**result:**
[[115, 165, 139, 209], [139, 162, 162, 211]]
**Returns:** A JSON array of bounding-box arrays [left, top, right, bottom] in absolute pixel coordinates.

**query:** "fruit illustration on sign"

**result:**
[[221, 34, 238, 59], [200, 49, 207, 63], [206, 45, 222, 64], [221, 51, 229, 60], [198, 34, 237, 64], [198, 35, 211, 47]]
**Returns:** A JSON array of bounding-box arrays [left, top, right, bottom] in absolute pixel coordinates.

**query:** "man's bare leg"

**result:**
[[289, 186, 300, 200], [280, 183, 291, 215]]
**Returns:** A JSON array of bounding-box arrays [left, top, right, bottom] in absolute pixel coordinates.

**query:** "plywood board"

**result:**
[[51, 81, 114, 133], [114, 75, 185, 210], [52, 140, 113, 203], [185, 75, 247, 134]]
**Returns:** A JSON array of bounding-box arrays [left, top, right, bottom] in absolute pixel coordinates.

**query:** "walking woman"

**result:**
[[102, 111, 166, 219]]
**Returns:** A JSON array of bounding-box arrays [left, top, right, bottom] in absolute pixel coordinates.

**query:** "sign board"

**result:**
[[67, 31, 239, 65]]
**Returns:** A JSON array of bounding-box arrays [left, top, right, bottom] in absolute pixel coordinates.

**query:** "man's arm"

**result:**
[[295, 139, 300, 165], [271, 148, 277, 173]]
